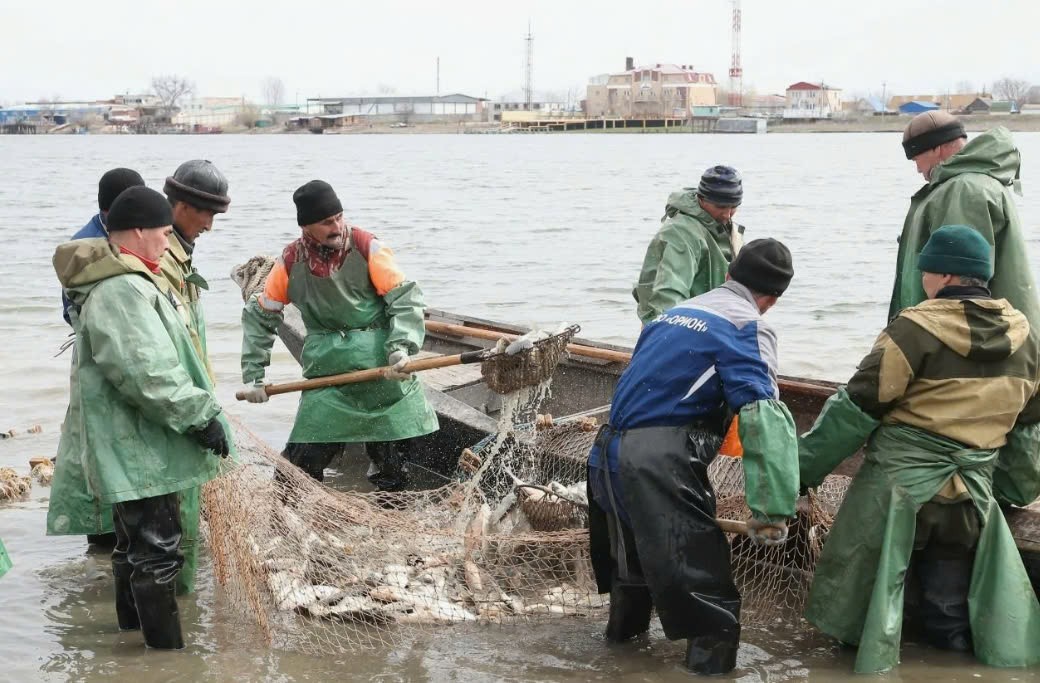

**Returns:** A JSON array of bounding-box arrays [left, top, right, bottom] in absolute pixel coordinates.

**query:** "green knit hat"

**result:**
[[917, 225, 993, 280]]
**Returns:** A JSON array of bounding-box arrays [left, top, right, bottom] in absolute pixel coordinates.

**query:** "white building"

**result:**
[[172, 97, 246, 128], [783, 82, 843, 119]]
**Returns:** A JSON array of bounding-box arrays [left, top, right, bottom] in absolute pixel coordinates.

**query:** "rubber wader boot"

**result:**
[[366, 441, 410, 492], [88, 533, 117, 550], [112, 558, 140, 631], [605, 581, 653, 642], [917, 555, 974, 652], [132, 577, 184, 650], [685, 626, 740, 675]]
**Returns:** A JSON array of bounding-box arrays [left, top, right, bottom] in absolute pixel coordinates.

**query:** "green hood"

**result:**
[[931, 126, 1021, 187], [53, 238, 157, 304], [662, 188, 702, 219]]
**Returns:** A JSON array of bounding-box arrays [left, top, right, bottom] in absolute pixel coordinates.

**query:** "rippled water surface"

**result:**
[[2, 132, 1039, 681]]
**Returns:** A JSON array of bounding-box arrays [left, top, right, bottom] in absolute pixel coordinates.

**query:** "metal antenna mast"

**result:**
[[728, 0, 743, 106], [524, 21, 534, 108]]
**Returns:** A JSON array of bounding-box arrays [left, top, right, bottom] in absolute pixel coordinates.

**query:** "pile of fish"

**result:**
[[253, 484, 605, 627]]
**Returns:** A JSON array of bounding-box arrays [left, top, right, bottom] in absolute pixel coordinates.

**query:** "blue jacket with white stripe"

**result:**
[[610, 280, 779, 432], [589, 280, 800, 524]]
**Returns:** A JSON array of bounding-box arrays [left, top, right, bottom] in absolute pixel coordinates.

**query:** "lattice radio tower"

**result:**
[[728, 0, 743, 106], [524, 21, 534, 108]]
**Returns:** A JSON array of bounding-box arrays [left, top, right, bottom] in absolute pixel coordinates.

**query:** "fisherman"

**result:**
[[61, 167, 145, 324], [893, 115, 1039, 327], [159, 159, 231, 595], [52, 186, 232, 649], [633, 165, 746, 324], [239, 180, 438, 491], [589, 238, 799, 675], [54, 167, 147, 550], [799, 225, 1040, 673]]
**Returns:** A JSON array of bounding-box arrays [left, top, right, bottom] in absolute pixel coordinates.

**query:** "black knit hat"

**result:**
[[902, 111, 967, 160], [728, 238, 794, 296], [106, 186, 174, 232], [98, 168, 145, 212], [697, 165, 743, 207], [164, 159, 230, 213], [293, 180, 344, 226]]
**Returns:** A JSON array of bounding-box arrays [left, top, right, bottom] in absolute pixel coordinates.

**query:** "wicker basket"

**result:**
[[517, 485, 585, 532], [480, 325, 579, 394]]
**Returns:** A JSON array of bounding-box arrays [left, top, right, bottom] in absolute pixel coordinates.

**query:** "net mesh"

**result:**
[[205, 376, 852, 654]]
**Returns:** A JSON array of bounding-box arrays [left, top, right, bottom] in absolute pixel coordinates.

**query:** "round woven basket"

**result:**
[[517, 485, 583, 532], [480, 325, 579, 394]]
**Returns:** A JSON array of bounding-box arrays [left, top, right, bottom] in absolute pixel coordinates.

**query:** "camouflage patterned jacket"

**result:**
[[847, 286, 1040, 450]]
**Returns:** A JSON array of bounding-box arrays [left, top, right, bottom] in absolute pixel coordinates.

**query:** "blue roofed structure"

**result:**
[[899, 101, 940, 114]]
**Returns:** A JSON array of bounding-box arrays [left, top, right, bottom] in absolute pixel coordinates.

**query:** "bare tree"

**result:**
[[262, 76, 285, 109], [151, 75, 195, 121], [993, 77, 1030, 106], [377, 83, 397, 95], [236, 103, 262, 129], [955, 80, 975, 94]]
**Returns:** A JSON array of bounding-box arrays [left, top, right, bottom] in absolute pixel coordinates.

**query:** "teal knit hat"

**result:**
[[917, 225, 994, 280]]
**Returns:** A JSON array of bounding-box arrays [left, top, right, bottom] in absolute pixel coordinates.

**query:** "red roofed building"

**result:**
[[783, 81, 843, 119]]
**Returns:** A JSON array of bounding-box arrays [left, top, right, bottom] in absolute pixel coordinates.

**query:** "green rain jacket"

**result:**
[[241, 229, 438, 444], [0, 538, 10, 579], [890, 127, 1039, 326], [633, 189, 744, 324], [799, 292, 1040, 673], [47, 239, 230, 534], [160, 229, 212, 380], [50, 232, 216, 594]]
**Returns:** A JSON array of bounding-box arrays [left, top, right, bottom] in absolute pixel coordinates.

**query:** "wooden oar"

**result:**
[[235, 323, 580, 401], [716, 518, 749, 535], [235, 349, 495, 400]]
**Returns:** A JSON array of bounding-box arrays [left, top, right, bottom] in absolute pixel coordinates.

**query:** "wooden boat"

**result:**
[[264, 304, 1040, 589]]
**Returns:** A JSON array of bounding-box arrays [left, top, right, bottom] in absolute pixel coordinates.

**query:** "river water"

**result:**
[[1, 132, 1039, 681]]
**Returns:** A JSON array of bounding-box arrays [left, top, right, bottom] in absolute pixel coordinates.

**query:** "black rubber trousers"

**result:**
[[111, 493, 185, 649], [588, 424, 741, 643], [281, 440, 413, 491], [905, 499, 980, 652]]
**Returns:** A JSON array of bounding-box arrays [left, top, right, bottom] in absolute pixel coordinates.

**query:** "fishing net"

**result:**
[[204, 382, 609, 655], [204, 384, 852, 656]]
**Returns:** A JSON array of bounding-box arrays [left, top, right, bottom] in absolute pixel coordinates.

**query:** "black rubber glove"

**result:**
[[190, 418, 230, 458]]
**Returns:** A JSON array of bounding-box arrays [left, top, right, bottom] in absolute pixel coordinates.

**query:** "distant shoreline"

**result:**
[[768, 114, 1040, 134], [19, 113, 1040, 136]]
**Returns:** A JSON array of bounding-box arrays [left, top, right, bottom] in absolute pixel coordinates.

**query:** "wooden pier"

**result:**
[[508, 116, 719, 133], [0, 122, 39, 134]]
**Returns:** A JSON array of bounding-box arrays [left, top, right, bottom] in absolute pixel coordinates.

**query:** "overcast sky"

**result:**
[[2, 0, 1036, 104]]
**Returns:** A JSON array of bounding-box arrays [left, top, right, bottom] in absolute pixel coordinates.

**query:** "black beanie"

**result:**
[[106, 186, 174, 232], [293, 180, 343, 226], [697, 165, 743, 207], [728, 238, 794, 296], [98, 168, 145, 212]]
